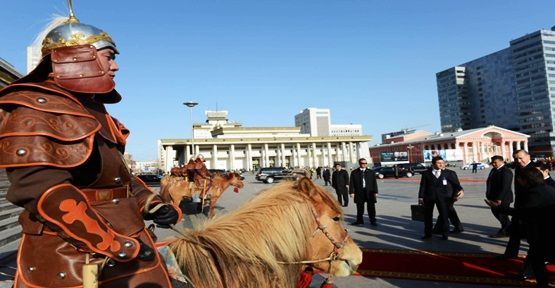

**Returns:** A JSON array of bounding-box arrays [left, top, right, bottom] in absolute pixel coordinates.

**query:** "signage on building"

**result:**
[[380, 151, 408, 163], [423, 149, 462, 162]]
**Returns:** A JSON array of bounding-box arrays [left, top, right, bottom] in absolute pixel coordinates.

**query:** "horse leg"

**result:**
[[208, 196, 218, 218]]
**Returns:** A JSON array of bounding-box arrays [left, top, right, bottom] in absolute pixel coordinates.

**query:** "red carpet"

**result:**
[[357, 248, 555, 286]]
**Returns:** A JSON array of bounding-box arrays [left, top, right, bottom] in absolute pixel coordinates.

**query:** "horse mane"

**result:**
[[169, 179, 342, 288]]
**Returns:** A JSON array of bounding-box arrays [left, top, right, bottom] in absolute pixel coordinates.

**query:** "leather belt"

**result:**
[[81, 187, 128, 202]]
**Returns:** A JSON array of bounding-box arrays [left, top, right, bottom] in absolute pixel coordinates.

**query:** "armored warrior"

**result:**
[[0, 1, 180, 287]]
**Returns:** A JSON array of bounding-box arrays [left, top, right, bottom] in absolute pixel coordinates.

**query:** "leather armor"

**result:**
[[0, 81, 176, 287]]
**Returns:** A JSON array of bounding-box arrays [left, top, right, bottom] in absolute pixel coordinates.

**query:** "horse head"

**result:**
[[294, 177, 362, 277], [227, 172, 244, 189]]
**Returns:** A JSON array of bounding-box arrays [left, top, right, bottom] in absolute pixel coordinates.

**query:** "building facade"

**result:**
[[437, 25, 555, 156], [369, 126, 529, 165], [0, 57, 22, 87], [159, 110, 371, 172]]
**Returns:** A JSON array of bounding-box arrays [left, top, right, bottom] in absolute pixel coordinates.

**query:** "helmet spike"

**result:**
[[67, 0, 80, 23]]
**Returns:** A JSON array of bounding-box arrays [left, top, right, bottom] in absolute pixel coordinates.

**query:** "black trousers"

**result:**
[[433, 200, 463, 231], [356, 201, 376, 223], [335, 189, 348, 206], [424, 197, 450, 235], [504, 216, 524, 257], [491, 202, 511, 233]]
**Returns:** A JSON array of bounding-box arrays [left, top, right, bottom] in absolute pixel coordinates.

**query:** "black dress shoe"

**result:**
[[370, 222, 378, 226], [441, 234, 449, 240], [450, 228, 463, 234], [350, 221, 363, 226], [421, 234, 432, 240], [489, 233, 508, 238]]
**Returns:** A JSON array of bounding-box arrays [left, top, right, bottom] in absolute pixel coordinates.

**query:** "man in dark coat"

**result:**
[[349, 158, 379, 226], [418, 156, 464, 240], [332, 164, 349, 207], [502, 150, 536, 259], [323, 167, 332, 186], [486, 155, 514, 237]]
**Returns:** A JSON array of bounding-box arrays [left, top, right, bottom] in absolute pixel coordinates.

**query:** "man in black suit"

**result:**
[[349, 158, 379, 226], [502, 150, 536, 259], [486, 155, 513, 238], [418, 156, 464, 240], [332, 163, 349, 207]]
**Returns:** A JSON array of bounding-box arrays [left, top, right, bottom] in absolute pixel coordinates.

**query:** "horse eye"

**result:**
[[332, 216, 341, 222]]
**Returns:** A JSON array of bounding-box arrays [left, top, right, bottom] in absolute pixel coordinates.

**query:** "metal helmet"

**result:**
[[41, 0, 117, 56], [41, 21, 118, 57]]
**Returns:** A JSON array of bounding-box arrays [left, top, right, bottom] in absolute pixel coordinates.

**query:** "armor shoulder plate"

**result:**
[[0, 84, 101, 168]]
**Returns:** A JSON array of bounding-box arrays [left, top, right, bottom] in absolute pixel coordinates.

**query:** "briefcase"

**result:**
[[410, 204, 425, 222]]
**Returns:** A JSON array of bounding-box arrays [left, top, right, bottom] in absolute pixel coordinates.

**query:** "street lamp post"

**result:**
[[183, 101, 198, 158]]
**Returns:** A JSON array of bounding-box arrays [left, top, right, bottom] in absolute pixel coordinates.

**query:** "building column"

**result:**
[[195, 145, 200, 157], [327, 142, 333, 167], [229, 144, 235, 171], [461, 142, 467, 164], [185, 144, 191, 163], [501, 140, 507, 161], [211, 145, 218, 169], [311, 143, 317, 168], [509, 141, 514, 158], [524, 141, 528, 152], [280, 143, 286, 167], [247, 144, 252, 171], [472, 142, 478, 162], [264, 143, 270, 167], [296, 143, 302, 167], [341, 142, 347, 162]]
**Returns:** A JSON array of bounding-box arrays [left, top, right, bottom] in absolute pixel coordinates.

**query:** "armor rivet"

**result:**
[[36, 97, 47, 104], [73, 57, 77, 61], [106, 259, 116, 267], [16, 149, 27, 156], [100, 71, 105, 74], [28, 266, 36, 272], [111, 198, 120, 204], [56, 75, 61, 78], [114, 177, 122, 184], [57, 272, 66, 279], [117, 252, 127, 258], [79, 74, 84, 78], [124, 241, 134, 248]]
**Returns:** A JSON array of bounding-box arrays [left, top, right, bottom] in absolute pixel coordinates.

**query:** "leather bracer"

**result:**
[[37, 183, 140, 262]]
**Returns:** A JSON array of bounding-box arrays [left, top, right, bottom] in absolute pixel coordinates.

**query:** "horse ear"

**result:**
[[296, 177, 316, 196]]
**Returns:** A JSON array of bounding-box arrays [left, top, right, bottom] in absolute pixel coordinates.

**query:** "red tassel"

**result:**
[[296, 268, 314, 288], [233, 187, 239, 193]]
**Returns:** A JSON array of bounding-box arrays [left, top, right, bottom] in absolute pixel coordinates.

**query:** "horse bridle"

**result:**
[[277, 205, 350, 267]]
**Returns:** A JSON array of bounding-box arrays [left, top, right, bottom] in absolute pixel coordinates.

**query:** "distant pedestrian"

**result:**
[[332, 164, 349, 207], [316, 167, 322, 179], [471, 161, 479, 173], [349, 158, 379, 226], [537, 162, 555, 188], [323, 167, 331, 186]]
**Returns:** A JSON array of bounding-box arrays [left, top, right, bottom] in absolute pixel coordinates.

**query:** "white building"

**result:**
[[295, 108, 331, 136], [159, 110, 371, 172]]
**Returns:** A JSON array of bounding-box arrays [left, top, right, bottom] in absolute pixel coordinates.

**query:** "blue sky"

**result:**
[[1, 1, 554, 160]]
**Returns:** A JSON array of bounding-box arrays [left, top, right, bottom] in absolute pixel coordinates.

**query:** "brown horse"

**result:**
[[168, 177, 362, 288], [160, 172, 244, 218]]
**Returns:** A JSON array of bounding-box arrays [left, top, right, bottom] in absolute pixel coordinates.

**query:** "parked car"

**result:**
[[398, 163, 429, 175], [137, 174, 161, 186], [373, 166, 414, 179], [255, 167, 293, 184], [460, 163, 490, 170]]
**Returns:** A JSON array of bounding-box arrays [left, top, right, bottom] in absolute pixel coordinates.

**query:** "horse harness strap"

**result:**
[[277, 205, 349, 267]]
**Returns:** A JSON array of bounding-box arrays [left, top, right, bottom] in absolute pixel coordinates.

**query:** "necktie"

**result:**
[[434, 170, 440, 178], [361, 169, 366, 188]]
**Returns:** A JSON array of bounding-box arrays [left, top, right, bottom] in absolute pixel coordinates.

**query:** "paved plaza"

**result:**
[[157, 167, 529, 287], [0, 168, 531, 287]]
